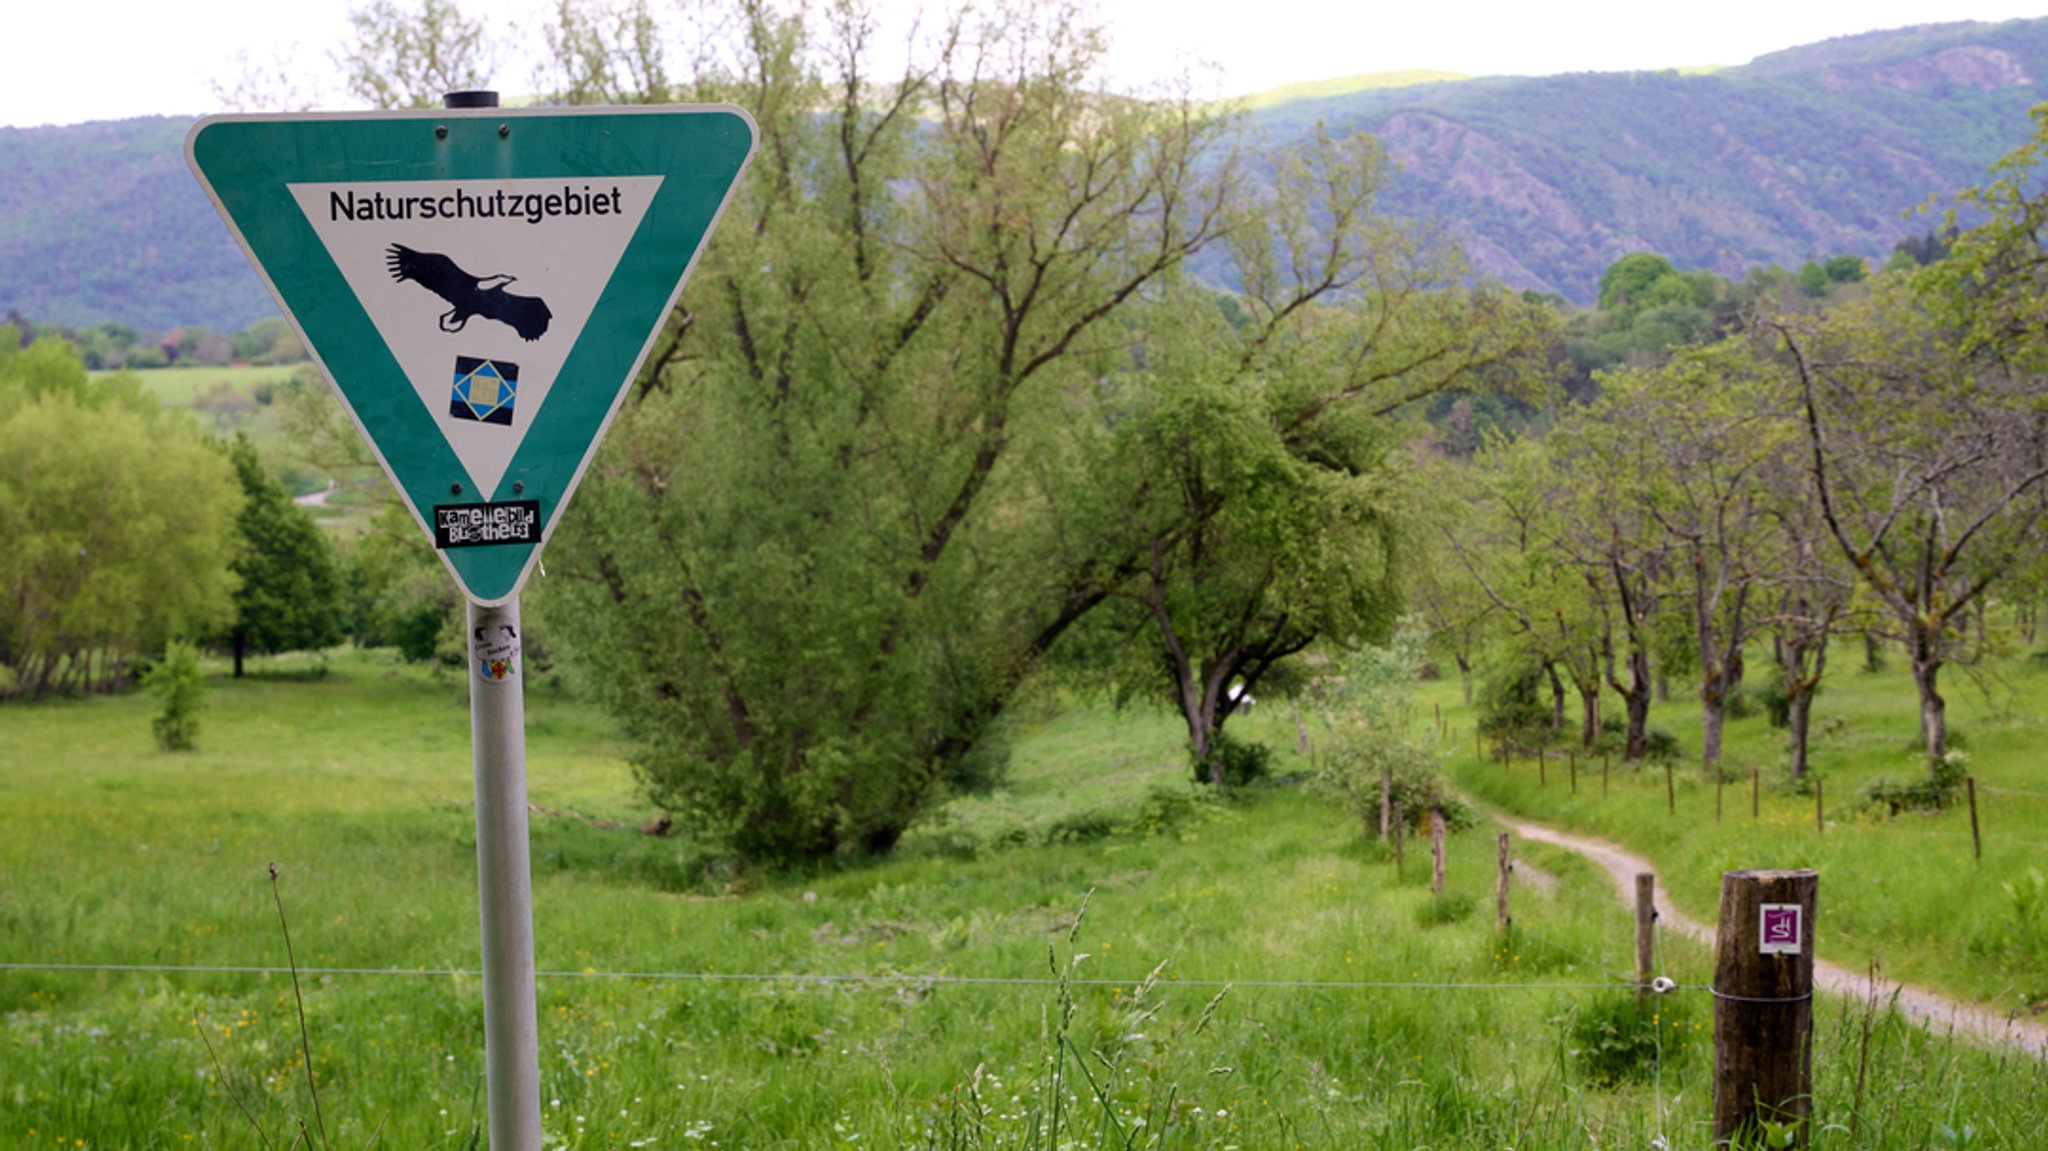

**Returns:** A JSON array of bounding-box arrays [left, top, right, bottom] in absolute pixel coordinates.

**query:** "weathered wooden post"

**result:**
[[1496, 833, 1513, 934], [1967, 776, 1982, 863], [1391, 801, 1404, 874], [1569, 750, 1578, 795], [1712, 870, 1817, 1149], [1814, 778, 1824, 836], [1752, 766, 1760, 821], [1635, 872, 1656, 1012], [1666, 760, 1676, 816], [1430, 806, 1447, 896], [1538, 747, 1547, 786], [1602, 753, 1610, 798]]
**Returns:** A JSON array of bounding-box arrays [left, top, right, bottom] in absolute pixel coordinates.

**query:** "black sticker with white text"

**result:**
[[434, 500, 541, 548]]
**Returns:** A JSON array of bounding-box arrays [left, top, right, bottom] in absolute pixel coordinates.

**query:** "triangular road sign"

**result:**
[[188, 106, 757, 604]]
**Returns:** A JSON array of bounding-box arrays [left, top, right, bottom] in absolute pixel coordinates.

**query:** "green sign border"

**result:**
[[188, 106, 757, 605]]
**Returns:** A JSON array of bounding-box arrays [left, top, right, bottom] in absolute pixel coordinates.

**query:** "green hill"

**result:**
[[1248, 18, 2048, 301], [6, 19, 2048, 326], [0, 117, 274, 332]]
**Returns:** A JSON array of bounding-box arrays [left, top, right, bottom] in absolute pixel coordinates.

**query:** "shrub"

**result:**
[[145, 640, 206, 752], [1753, 670, 1792, 729], [945, 724, 1010, 796], [1858, 750, 1968, 816], [1723, 682, 1758, 721], [1643, 727, 1680, 762], [1130, 783, 1220, 839], [2003, 869, 2048, 961], [1414, 893, 1475, 928], [1568, 992, 1697, 1086], [1202, 732, 1272, 787], [1476, 660, 1549, 749]]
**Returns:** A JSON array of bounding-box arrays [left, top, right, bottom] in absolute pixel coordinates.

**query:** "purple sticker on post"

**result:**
[[1759, 903, 1802, 955]]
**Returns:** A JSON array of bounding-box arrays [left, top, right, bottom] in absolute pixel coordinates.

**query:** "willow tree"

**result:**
[[544, 1, 1236, 859]]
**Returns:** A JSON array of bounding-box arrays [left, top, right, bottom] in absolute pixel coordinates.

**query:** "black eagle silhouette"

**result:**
[[386, 243, 552, 342]]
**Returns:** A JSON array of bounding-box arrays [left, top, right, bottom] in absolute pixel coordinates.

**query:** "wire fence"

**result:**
[[0, 958, 1672, 995]]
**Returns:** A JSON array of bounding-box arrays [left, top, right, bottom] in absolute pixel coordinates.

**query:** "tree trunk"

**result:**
[[1624, 648, 1652, 760], [1908, 627, 1945, 771], [233, 629, 247, 679], [1914, 667, 1946, 769], [1545, 661, 1566, 735], [1701, 698, 1725, 779], [1578, 680, 1600, 750], [1786, 688, 1814, 781], [1456, 653, 1473, 706]]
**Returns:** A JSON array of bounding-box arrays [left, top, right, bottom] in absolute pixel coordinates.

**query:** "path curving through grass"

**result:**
[[1497, 814, 2048, 1061]]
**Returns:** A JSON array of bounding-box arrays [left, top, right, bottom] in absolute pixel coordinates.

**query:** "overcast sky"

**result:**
[[8, 0, 2047, 130]]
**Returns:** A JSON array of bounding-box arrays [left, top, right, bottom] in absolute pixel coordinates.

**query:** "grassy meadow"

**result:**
[[3, 647, 2046, 1148], [1435, 652, 2048, 1013]]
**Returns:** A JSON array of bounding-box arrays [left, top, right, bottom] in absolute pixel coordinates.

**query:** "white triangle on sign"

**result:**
[[289, 176, 662, 498]]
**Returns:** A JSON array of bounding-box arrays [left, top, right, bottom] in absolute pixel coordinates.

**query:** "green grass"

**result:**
[[1435, 652, 2048, 1015], [3, 649, 2046, 1147]]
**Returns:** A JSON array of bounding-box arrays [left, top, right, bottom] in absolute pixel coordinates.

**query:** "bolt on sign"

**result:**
[[187, 107, 758, 604]]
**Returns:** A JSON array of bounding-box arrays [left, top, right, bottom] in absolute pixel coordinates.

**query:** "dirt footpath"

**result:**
[[1500, 816, 2048, 1060]]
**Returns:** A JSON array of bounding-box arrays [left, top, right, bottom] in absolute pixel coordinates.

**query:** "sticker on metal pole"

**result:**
[[1759, 903, 1802, 954], [475, 622, 521, 684]]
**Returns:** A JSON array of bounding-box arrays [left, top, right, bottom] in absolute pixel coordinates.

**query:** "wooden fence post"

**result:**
[[1752, 767, 1760, 821], [1602, 753, 1610, 798], [1815, 778, 1824, 837], [1538, 747, 1547, 786], [1712, 870, 1817, 1149], [1392, 801, 1404, 874], [1967, 776, 1982, 863], [1430, 806, 1447, 896], [1717, 766, 1724, 823], [1666, 761, 1676, 816], [1569, 750, 1578, 796], [1496, 833, 1513, 935], [1635, 872, 1656, 1012]]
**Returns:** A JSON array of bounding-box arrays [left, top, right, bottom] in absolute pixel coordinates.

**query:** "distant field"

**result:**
[[102, 363, 305, 409], [2, 647, 2045, 1147], [95, 362, 374, 505]]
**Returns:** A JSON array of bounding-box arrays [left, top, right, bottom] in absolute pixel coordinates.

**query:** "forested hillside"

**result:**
[[4, 17, 2048, 327], [1253, 18, 2048, 300], [0, 117, 268, 332]]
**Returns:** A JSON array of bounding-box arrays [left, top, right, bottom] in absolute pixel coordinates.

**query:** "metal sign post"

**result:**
[[446, 92, 540, 1151], [187, 87, 755, 1151], [468, 593, 541, 1150]]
